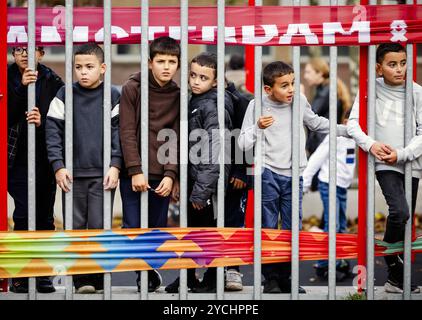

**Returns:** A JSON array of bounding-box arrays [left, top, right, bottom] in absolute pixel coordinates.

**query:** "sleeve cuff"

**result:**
[[164, 170, 177, 181], [396, 148, 406, 163], [110, 157, 122, 170], [127, 165, 143, 176], [365, 139, 376, 153], [52, 160, 65, 173]]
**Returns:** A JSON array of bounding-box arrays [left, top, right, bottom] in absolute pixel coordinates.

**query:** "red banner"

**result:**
[[6, 5, 422, 47]]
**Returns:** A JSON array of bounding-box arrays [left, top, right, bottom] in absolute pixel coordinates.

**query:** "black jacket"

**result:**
[[226, 82, 252, 186], [306, 83, 344, 155], [7, 63, 64, 172], [188, 88, 234, 206]]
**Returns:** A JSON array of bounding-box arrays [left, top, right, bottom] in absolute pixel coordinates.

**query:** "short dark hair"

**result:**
[[149, 36, 181, 65], [263, 61, 294, 87], [74, 43, 104, 63], [376, 43, 406, 64], [228, 53, 244, 70], [191, 52, 218, 78]]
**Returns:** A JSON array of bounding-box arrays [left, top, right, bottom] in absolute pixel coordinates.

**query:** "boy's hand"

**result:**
[[171, 179, 180, 203], [192, 201, 205, 210], [21, 68, 38, 86], [104, 167, 120, 190], [132, 173, 150, 192], [257, 116, 274, 129], [382, 145, 398, 164], [369, 142, 391, 161], [26, 107, 41, 127], [230, 177, 247, 190], [55, 168, 72, 193], [155, 176, 173, 197]]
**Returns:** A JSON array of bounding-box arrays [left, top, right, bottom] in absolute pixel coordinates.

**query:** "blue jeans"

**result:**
[[261, 168, 303, 230], [261, 168, 303, 281], [316, 181, 348, 269], [119, 177, 170, 228]]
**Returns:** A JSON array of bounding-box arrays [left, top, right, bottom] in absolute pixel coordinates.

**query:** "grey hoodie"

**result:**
[[238, 93, 347, 176], [347, 78, 422, 178]]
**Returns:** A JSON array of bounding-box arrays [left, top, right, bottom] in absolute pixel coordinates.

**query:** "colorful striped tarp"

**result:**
[[0, 228, 421, 278]]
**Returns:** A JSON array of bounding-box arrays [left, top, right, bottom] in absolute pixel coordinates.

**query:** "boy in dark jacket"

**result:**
[[8, 46, 63, 293], [165, 52, 234, 294], [119, 36, 180, 292], [46, 43, 122, 294]]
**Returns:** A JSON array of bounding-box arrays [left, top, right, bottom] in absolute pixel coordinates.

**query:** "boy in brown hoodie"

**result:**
[[119, 36, 180, 292]]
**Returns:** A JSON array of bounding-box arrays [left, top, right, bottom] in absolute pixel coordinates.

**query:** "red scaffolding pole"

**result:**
[[0, 0, 8, 292]]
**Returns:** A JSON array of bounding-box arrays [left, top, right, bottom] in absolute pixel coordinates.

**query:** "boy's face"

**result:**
[[149, 54, 179, 87], [376, 51, 407, 86], [74, 54, 106, 89], [12, 47, 44, 72], [264, 73, 295, 104], [189, 62, 217, 95]]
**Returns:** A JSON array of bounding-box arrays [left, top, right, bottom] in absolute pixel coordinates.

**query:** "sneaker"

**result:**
[[137, 270, 162, 293], [263, 279, 281, 294], [191, 281, 216, 293], [384, 279, 421, 294], [225, 269, 243, 291], [278, 279, 306, 294], [164, 277, 201, 293], [36, 277, 56, 293], [9, 278, 28, 294], [75, 285, 96, 294], [313, 264, 328, 280]]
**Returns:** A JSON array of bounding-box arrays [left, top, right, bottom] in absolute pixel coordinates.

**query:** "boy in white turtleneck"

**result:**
[[347, 43, 422, 294], [238, 61, 347, 294]]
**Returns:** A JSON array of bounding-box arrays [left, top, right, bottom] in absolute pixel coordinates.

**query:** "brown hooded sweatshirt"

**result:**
[[119, 70, 180, 181]]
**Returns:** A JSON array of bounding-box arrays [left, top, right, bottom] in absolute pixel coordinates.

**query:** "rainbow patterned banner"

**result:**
[[0, 228, 421, 279]]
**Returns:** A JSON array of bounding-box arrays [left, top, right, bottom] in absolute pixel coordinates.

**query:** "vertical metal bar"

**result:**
[[179, 0, 189, 301], [328, 44, 338, 300], [366, 42, 376, 300], [103, 0, 112, 301], [65, 0, 74, 300], [253, 0, 263, 301], [216, 0, 225, 301], [403, 42, 414, 300], [140, 0, 149, 300], [0, 0, 8, 293], [291, 0, 301, 300], [27, 0, 36, 301]]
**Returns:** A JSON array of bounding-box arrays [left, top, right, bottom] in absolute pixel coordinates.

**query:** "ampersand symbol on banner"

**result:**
[[391, 20, 408, 42]]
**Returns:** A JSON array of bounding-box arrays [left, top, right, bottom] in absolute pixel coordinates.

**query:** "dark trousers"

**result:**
[[187, 181, 217, 285], [119, 177, 170, 229], [8, 165, 55, 231], [120, 176, 170, 282], [376, 170, 419, 267], [224, 182, 247, 272], [66, 177, 114, 289]]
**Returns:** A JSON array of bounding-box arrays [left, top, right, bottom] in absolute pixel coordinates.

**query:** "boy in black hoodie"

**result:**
[[46, 43, 122, 294], [165, 52, 234, 294], [8, 46, 63, 294]]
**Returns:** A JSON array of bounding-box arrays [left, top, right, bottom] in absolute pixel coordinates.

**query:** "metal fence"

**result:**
[[0, 0, 421, 300]]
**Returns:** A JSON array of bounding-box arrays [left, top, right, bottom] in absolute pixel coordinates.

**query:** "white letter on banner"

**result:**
[[225, 27, 237, 44], [242, 25, 278, 45], [148, 26, 165, 40], [95, 26, 129, 42], [323, 21, 370, 44], [169, 26, 197, 40], [390, 20, 407, 42], [202, 26, 218, 42], [7, 26, 28, 43], [73, 26, 89, 42], [279, 24, 318, 45], [41, 26, 62, 43]]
